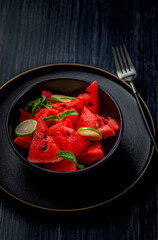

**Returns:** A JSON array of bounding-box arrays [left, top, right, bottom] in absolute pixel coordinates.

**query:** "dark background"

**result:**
[[0, 0, 158, 239]]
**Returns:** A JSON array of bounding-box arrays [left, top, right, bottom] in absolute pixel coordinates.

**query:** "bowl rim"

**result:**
[[6, 78, 123, 176]]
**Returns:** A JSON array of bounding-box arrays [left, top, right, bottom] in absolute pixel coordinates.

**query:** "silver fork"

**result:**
[[112, 44, 158, 153]]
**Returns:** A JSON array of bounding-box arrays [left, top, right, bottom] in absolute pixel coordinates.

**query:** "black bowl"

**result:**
[[7, 78, 123, 176]]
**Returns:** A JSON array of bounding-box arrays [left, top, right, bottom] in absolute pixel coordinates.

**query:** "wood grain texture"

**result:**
[[0, 0, 157, 239]]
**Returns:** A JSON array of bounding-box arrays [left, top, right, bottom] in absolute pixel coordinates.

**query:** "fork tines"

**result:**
[[112, 44, 134, 72]]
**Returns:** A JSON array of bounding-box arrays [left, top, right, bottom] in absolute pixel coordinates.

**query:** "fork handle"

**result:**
[[130, 81, 158, 153]]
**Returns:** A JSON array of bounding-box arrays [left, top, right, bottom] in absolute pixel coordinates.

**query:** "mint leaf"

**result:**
[[31, 106, 36, 115], [55, 151, 84, 170], [55, 151, 76, 162], [59, 110, 78, 121], [44, 100, 52, 108], [35, 98, 42, 105], [41, 94, 46, 103], [43, 115, 59, 121], [25, 94, 52, 115], [78, 164, 84, 169]]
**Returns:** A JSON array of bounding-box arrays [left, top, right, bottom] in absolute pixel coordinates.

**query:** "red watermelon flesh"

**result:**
[[62, 114, 78, 129], [56, 108, 79, 129], [47, 108, 77, 130], [65, 114, 78, 129], [28, 136, 62, 163], [57, 118, 74, 129], [97, 125, 115, 139], [14, 134, 34, 149], [43, 160, 77, 172], [52, 98, 84, 115], [95, 115, 119, 137], [55, 117, 76, 129], [77, 107, 116, 139], [49, 125, 90, 156], [19, 108, 33, 122], [42, 90, 55, 104], [77, 106, 98, 130], [106, 117, 120, 131], [34, 108, 59, 127], [48, 118, 74, 132], [28, 118, 62, 163], [77, 141, 104, 166], [95, 114, 119, 130], [77, 80, 99, 114], [33, 117, 49, 139], [34, 107, 58, 120]]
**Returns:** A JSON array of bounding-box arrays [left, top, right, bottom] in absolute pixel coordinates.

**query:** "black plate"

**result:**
[[0, 64, 154, 211]]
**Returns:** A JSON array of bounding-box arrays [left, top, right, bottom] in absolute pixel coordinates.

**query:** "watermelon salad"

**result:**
[[13, 81, 120, 172]]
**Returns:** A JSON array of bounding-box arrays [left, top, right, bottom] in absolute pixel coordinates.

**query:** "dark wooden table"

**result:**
[[0, 0, 157, 239]]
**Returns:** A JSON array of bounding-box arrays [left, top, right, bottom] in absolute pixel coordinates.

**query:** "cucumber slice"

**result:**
[[77, 127, 102, 141], [15, 119, 37, 136], [51, 94, 76, 102]]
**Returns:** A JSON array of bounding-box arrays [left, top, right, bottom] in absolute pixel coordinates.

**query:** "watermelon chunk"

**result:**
[[28, 136, 62, 163], [77, 107, 117, 139], [77, 80, 99, 114], [56, 108, 79, 129], [55, 117, 77, 130], [97, 125, 115, 139], [34, 108, 59, 127], [28, 118, 62, 163], [34, 107, 59, 120], [14, 134, 34, 149], [62, 114, 78, 129], [77, 106, 98, 130], [77, 141, 104, 166], [42, 90, 55, 104], [33, 117, 49, 138], [19, 108, 33, 122], [56, 118, 74, 129], [44, 160, 77, 172], [49, 125, 90, 156], [106, 117, 120, 131], [52, 98, 84, 115]]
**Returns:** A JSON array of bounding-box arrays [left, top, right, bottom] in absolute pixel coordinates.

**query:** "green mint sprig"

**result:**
[[25, 94, 52, 115], [55, 151, 84, 170], [43, 110, 78, 122], [58, 110, 78, 121], [43, 115, 59, 121]]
